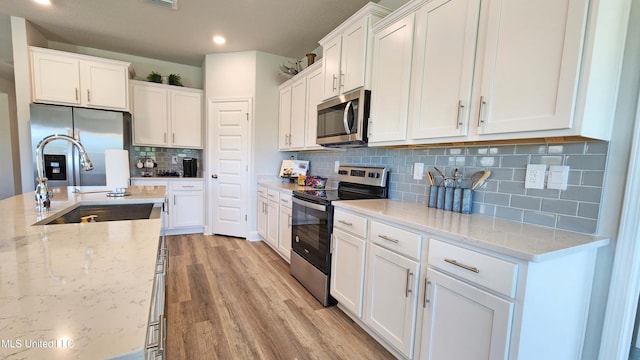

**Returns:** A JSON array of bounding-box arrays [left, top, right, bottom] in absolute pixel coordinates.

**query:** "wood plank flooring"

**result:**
[[166, 234, 395, 360]]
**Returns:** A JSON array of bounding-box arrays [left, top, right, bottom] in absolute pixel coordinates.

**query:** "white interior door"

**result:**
[[208, 99, 250, 237]]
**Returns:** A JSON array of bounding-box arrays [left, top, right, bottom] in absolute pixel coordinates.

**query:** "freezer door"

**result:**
[[72, 108, 125, 186], [30, 104, 74, 187]]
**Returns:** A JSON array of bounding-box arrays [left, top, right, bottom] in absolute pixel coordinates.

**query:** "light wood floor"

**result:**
[[165, 234, 395, 360]]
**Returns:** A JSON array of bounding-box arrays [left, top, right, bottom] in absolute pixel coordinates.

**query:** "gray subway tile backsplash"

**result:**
[[296, 140, 608, 234]]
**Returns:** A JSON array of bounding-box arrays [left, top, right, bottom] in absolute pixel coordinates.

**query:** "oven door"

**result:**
[[291, 196, 332, 274]]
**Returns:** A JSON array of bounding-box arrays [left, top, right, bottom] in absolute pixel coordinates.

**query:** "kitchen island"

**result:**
[[0, 186, 165, 359]]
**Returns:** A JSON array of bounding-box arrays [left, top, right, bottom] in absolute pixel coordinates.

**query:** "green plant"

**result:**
[[146, 71, 162, 83], [168, 73, 183, 86]]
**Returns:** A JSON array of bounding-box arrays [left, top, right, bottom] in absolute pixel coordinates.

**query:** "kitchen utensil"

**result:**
[[426, 171, 435, 186], [468, 171, 484, 188], [471, 170, 492, 190], [433, 166, 446, 179]]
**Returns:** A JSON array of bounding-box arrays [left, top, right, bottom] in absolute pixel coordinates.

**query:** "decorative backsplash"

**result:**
[[128, 146, 203, 177], [296, 141, 608, 234]]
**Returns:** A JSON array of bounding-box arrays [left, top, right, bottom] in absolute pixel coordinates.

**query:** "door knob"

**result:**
[[211, 174, 218, 179]]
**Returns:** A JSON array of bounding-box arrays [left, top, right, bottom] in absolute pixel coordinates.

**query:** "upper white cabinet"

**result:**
[[367, 0, 626, 145], [408, 0, 480, 142], [319, 3, 391, 100], [368, 12, 416, 144], [278, 60, 323, 151], [131, 80, 203, 148], [473, 0, 587, 137], [30, 47, 130, 111]]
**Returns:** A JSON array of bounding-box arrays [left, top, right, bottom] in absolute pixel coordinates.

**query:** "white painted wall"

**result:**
[[48, 41, 203, 89], [0, 91, 15, 199]]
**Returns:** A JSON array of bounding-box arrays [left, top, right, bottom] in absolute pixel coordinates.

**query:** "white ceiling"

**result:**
[[0, 0, 390, 71]]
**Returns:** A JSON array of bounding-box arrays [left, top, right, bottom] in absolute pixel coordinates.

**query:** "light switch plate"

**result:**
[[547, 165, 570, 190], [525, 164, 546, 189], [413, 163, 424, 180], [334, 161, 340, 173], [172, 156, 178, 165]]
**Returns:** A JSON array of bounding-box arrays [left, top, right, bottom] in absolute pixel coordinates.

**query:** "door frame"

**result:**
[[205, 97, 252, 237]]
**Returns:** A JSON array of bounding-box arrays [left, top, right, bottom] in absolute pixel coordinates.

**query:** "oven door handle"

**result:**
[[293, 197, 328, 212]]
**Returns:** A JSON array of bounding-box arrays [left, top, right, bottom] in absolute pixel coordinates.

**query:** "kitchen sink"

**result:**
[[38, 203, 162, 225]]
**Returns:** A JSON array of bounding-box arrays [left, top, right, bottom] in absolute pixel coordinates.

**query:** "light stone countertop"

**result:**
[[332, 199, 609, 262], [0, 186, 166, 359], [258, 181, 336, 192]]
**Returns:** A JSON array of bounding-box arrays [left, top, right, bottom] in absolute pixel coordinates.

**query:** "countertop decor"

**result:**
[[0, 186, 165, 359]]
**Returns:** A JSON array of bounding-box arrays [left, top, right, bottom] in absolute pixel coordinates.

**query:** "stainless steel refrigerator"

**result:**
[[30, 104, 131, 187]]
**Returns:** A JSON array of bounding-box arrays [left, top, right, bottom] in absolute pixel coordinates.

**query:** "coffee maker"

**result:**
[[183, 158, 198, 177]]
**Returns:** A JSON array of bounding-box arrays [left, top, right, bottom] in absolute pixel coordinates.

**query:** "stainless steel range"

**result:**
[[290, 165, 389, 306]]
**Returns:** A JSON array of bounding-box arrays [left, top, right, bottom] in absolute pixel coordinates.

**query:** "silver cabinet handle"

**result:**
[[405, 269, 413, 297], [288, 214, 292, 228], [212, 174, 218, 179], [338, 220, 353, 226], [456, 100, 464, 129], [477, 96, 486, 127], [173, 194, 176, 206], [180, 185, 195, 188], [343, 101, 353, 134], [339, 73, 345, 89], [87, 89, 91, 102], [172, 133, 176, 143], [378, 234, 399, 244], [423, 278, 431, 307], [164, 133, 167, 143], [332, 74, 338, 91], [444, 258, 479, 273], [75, 88, 79, 101]]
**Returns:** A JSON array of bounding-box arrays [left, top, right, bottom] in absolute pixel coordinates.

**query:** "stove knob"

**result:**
[[368, 172, 380, 178], [295, 236, 300, 243]]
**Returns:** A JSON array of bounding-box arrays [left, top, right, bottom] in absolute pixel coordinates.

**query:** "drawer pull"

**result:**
[[378, 234, 399, 244], [423, 278, 431, 307], [444, 258, 479, 273], [405, 269, 413, 297], [338, 220, 353, 226]]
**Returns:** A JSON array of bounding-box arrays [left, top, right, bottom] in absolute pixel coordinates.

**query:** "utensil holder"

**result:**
[[462, 188, 474, 214], [452, 188, 462, 212], [428, 186, 438, 208], [444, 187, 454, 211], [436, 186, 445, 209]]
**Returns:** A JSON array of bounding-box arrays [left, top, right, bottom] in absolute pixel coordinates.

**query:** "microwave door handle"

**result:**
[[343, 101, 352, 134]]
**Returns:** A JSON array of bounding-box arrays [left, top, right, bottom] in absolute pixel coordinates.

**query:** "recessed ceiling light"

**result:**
[[213, 36, 226, 45], [34, 0, 52, 5]]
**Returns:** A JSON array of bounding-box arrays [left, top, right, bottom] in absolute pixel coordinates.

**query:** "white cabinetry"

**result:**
[[278, 61, 324, 151], [319, 3, 391, 100], [131, 178, 204, 235], [408, 0, 480, 142], [30, 47, 130, 111], [266, 189, 280, 249], [364, 221, 422, 359], [331, 209, 368, 317], [368, 13, 415, 144], [277, 193, 293, 262], [257, 185, 268, 239], [131, 80, 203, 148]]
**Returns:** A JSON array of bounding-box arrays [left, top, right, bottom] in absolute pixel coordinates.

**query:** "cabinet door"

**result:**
[[475, 0, 588, 135], [171, 89, 203, 148], [31, 50, 81, 105], [289, 78, 307, 149], [257, 197, 268, 239], [266, 200, 279, 249], [132, 83, 169, 146], [340, 18, 368, 94], [420, 269, 512, 360], [172, 191, 204, 228], [365, 243, 420, 358], [278, 205, 292, 262], [278, 85, 292, 149], [368, 14, 415, 144], [331, 228, 366, 318], [322, 36, 343, 99], [305, 65, 323, 149], [410, 0, 480, 141], [80, 60, 129, 110]]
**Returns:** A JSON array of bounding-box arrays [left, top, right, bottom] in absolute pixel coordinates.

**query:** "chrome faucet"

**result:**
[[35, 134, 94, 212]]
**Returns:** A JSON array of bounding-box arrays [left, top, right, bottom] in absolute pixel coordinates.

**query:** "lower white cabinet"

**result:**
[[265, 189, 280, 249], [277, 193, 293, 262], [419, 268, 513, 360], [257, 186, 268, 240], [364, 243, 420, 359], [331, 228, 367, 317], [131, 178, 204, 234]]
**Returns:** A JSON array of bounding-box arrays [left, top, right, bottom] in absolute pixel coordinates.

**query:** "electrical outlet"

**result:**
[[172, 156, 178, 165], [413, 163, 424, 180], [525, 164, 546, 189]]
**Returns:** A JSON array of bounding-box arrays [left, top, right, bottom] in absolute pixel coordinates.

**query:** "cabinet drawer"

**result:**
[[258, 185, 267, 198], [267, 188, 280, 202], [370, 221, 422, 261], [279, 192, 292, 208], [428, 239, 518, 298], [334, 209, 367, 238], [171, 180, 204, 191]]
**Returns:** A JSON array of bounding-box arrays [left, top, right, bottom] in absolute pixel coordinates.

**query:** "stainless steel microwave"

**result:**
[[316, 88, 370, 147]]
